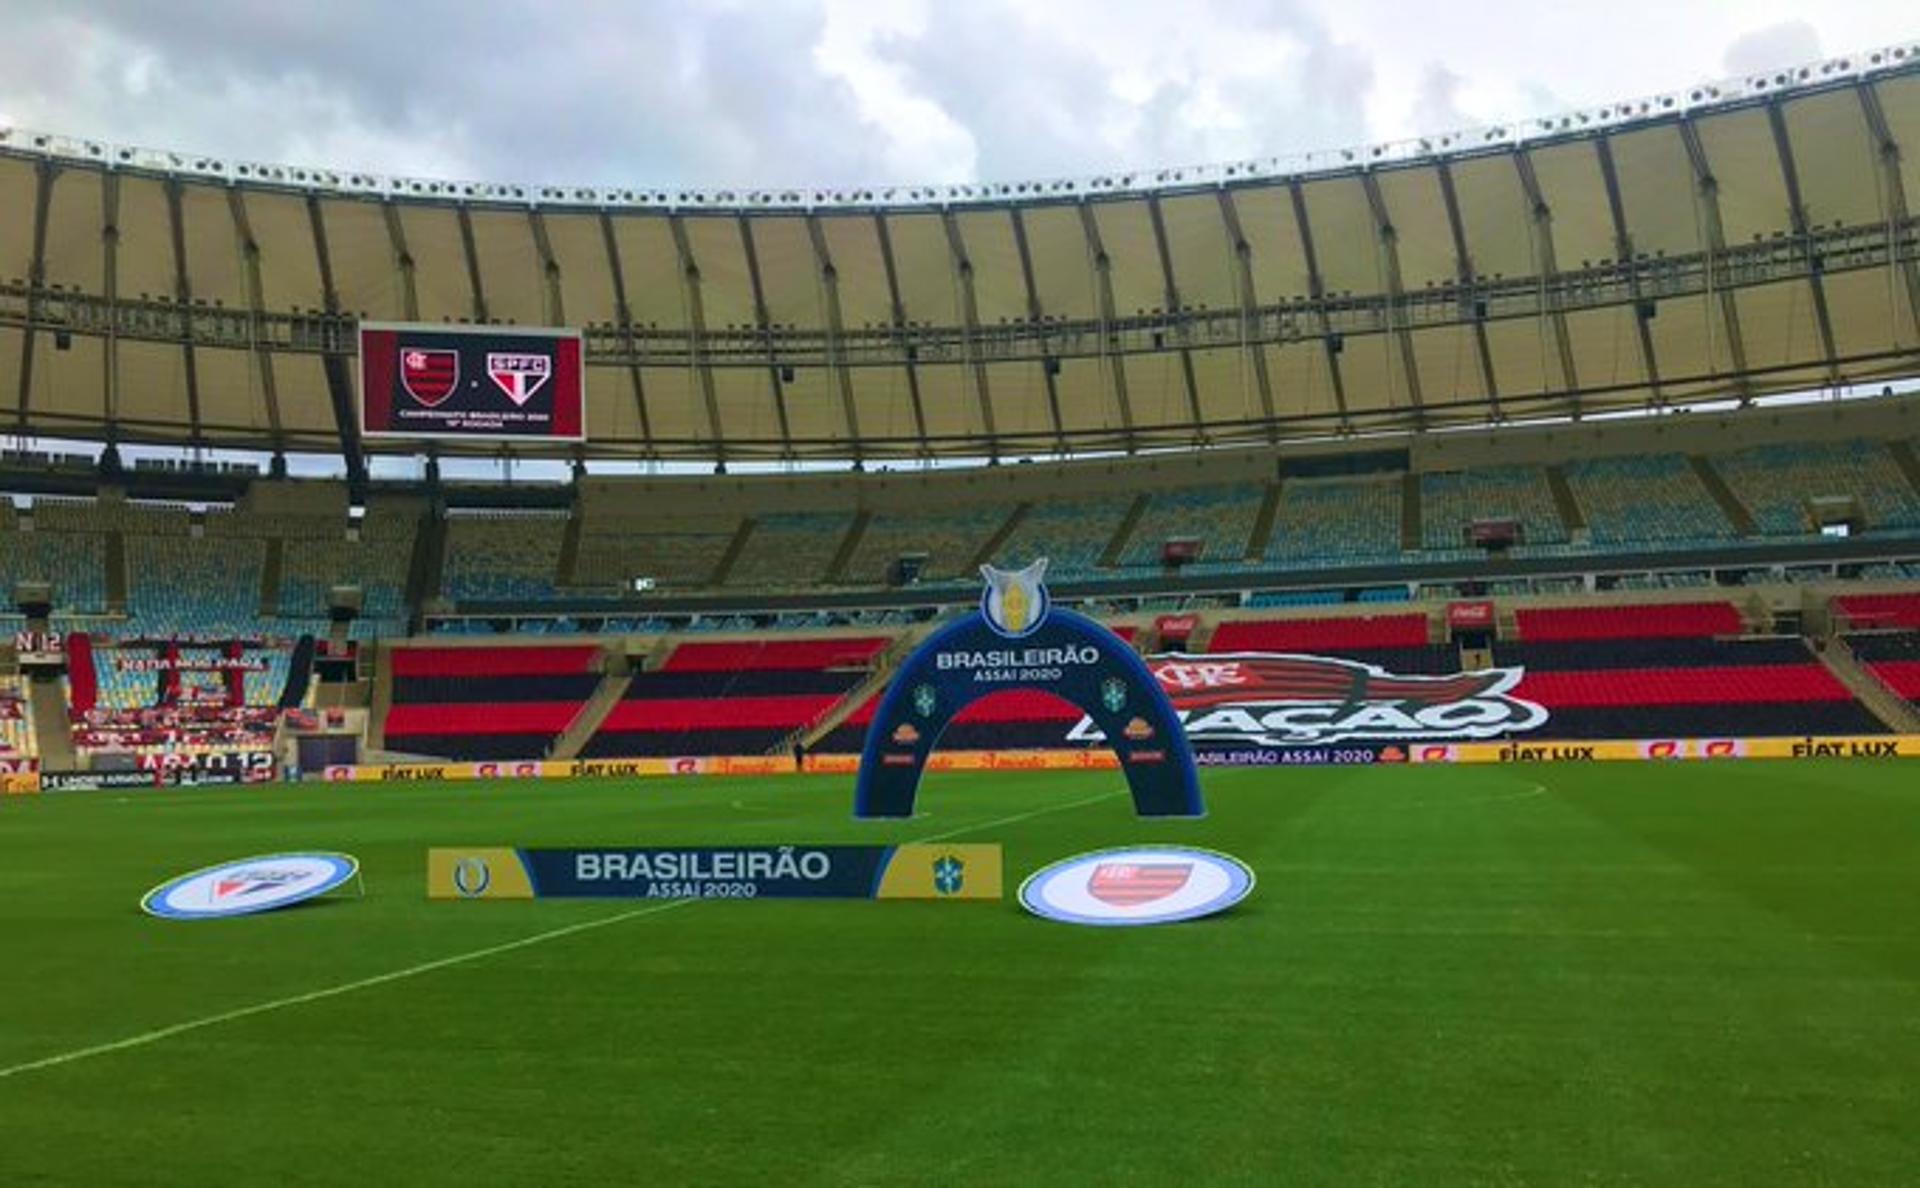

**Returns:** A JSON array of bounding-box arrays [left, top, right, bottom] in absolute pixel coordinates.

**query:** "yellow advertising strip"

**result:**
[[332, 737, 1920, 786], [1411, 736, 1920, 763], [2, 772, 39, 796], [874, 844, 1004, 900], [426, 848, 536, 899]]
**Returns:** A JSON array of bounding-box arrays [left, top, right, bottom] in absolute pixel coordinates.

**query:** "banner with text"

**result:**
[[427, 844, 1002, 901]]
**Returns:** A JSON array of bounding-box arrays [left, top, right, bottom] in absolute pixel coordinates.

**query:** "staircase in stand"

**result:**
[[1246, 482, 1283, 563], [26, 676, 75, 770], [1400, 473, 1422, 551], [775, 629, 928, 755], [1545, 464, 1587, 539], [1688, 454, 1757, 537], [366, 640, 395, 751], [825, 511, 872, 583], [1100, 495, 1151, 569], [548, 649, 632, 761], [1817, 636, 1920, 733]]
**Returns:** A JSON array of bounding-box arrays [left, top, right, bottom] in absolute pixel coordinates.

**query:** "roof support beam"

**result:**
[[225, 190, 285, 449], [1434, 161, 1502, 419], [379, 200, 421, 322], [1592, 136, 1664, 406], [1286, 178, 1352, 432], [14, 160, 55, 435], [1144, 195, 1209, 442], [455, 206, 488, 323], [162, 179, 205, 447], [1075, 202, 1135, 450], [100, 173, 121, 440], [595, 211, 656, 456], [1359, 171, 1428, 426], [666, 215, 727, 465], [1512, 149, 1582, 417], [1676, 118, 1755, 401], [939, 211, 1000, 457], [871, 214, 931, 456], [805, 214, 863, 461], [1212, 190, 1278, 439], [1764, 98, 1843, 385], [1008, 208, 1069, 454], [734, 216, 795, 457], [302, 195, 367, 493], [1856, 81, 1920, 346], [528, 210, 565, 326]]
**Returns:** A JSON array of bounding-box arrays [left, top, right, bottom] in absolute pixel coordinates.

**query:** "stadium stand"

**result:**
[[571, 514, 737, 591], [1496, 636, 1884, 739], [1118, 484, 1264, 568], [840, 504, 1012, 586], [1264, 475, 1403, 566], [1562, 454, 1737, 546], [1, 528, 108, 614], [1832, 592, 1920, 631], [1210, 614, 1432, 653], [1846, 632, 1920, 707], [1514, 601, 1744, 641], [583, 637, 890, 757], [1714, 440, 1920, 536], [443, 512, 567, 601], [123, 533, 264, 637], [723, 513, 851, 588], [1419, 466, 1568, 549], [0, 676, 33, 759], [384, 645, 604, 760], [276, 503, 417, 626], [984, 494, 1135, 580]]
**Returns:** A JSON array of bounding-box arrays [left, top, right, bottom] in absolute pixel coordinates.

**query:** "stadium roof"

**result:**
[[3, 45, 1920, 472]]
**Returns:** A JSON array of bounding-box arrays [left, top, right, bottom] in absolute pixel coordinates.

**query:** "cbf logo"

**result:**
[[933, 855, 965, 895], [980, 559, 1050, 640]]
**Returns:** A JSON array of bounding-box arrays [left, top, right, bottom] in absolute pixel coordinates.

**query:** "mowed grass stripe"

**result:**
[[0, 763, 1914, 1185], [0, 775, 1126, 1081]]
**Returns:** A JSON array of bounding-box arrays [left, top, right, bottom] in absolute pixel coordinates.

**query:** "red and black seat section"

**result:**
[[1846, 630, 1920, 709], [1497, 602, 1884, 737], [1205, 614, 1458, 675], [811, 626, 1146, 753], [384, 646, 602, 760], [582, 637, 890, 758]]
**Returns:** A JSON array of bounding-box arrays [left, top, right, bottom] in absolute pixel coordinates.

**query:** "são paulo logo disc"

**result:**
[[140, 852, 360, 920], [1018, 845, 1254, 926]]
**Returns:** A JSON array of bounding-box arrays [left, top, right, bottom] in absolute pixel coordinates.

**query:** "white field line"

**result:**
[[0, 786, 1125, 1081]]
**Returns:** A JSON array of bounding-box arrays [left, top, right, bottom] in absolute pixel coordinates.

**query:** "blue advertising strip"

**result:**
[[519, 846, 894, 900]]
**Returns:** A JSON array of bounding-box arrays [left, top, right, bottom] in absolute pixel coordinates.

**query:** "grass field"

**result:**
[[3, 762, 1918, 1185]]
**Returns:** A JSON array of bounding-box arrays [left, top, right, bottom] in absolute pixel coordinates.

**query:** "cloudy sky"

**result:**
[[0, 0, 1912, 190]]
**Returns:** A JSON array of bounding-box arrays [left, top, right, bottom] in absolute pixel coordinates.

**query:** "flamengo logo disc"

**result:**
[[1018, 846, 1254, 926], [141, 853, 360, 920]]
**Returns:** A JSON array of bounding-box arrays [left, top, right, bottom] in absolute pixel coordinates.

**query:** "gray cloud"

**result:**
[[1722, 20, 1825, 77], [0, 0, 895, 186], [874, 0, 1373, 180], [0, 0, 1891, 196]]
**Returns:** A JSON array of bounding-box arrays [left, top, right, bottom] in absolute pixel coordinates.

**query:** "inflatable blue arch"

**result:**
[[854, 563, 1204, 819]]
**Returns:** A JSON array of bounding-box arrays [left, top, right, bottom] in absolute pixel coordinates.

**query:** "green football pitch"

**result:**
[[3, 762, 1917, 1186]]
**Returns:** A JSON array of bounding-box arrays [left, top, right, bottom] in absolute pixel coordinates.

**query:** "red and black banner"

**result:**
[[359, 322, 584, 442]]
